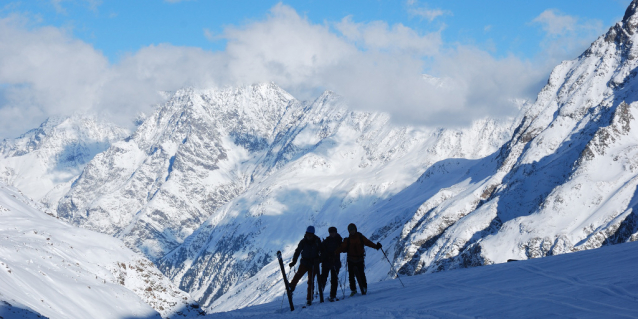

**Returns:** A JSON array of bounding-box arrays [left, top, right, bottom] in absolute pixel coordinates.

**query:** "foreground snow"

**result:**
[[215, 241, 638, 318]]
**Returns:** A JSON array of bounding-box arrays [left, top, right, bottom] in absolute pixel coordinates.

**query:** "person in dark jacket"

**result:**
[[289, 226, 322, 305], [319, 226, 342, 302], [336, 223, 381, 296]]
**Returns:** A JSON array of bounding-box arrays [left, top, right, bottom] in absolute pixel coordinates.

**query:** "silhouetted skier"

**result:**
[[289, 226, 322, 306], [336, 223, 381, 296], [319, 226, 342, 302]]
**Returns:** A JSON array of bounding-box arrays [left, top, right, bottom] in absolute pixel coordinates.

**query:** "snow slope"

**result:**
[[215, 241, 638, 318], [0, 182, 202, 319]]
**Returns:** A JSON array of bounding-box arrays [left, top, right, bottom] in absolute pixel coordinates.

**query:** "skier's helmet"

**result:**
[[347, 223, 357, 233], [306, 226, 315, 234]]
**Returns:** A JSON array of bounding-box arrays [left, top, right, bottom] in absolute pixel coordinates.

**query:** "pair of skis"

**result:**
[[276, 250, 325, 312], [276, 251, 295, 311]]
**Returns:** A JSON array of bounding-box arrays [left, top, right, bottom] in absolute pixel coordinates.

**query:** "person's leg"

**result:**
[[290, 264, 308, 292], [354, 261, 367, 294], [330, 265, 340, 299], [306, 264, 315, 304], [347, 261, 357, 293], [320, 263, 329, 293]]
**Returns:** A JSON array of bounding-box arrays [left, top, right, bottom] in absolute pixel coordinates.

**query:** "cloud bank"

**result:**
[[0, 4, 605, 138]]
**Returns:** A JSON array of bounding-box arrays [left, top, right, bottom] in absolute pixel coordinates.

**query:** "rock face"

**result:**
[[0, 115, 129, 208]]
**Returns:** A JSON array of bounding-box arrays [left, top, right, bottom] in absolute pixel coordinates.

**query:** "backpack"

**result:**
[[300, 235, 321, 261]]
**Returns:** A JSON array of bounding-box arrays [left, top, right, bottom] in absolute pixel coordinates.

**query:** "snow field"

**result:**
[[216, 241, 638, 318]]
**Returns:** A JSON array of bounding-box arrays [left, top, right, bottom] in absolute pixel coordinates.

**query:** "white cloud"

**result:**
[[335, 16, 441, 55], [203, 28, 216, 41], [0, 4, 559, 138], [531, 9, 604, 64], [408, 7, 446, 22], [406, 1, 449, 22], [532, 9, 578, 35], [49, 0, 101, 14], [0, 15, 111, 135]]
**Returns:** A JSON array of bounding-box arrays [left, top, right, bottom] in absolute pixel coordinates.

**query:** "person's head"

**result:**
[[328, 226, 337, 237], [305, 226, 315, 238], [347, 223, 357, 235]]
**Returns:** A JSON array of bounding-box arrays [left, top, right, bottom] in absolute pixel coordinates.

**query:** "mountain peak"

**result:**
[[602, 0, 638, 44], [623, 0, 638, 25]]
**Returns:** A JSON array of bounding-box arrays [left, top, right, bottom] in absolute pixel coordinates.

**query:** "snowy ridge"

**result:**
[[0, 182, 202, 318], [394, 0, 638, 275], [0, 115, 129, 208]]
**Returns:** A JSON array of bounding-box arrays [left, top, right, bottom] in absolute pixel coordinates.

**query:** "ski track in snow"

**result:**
[[213, 241, 638, 318]]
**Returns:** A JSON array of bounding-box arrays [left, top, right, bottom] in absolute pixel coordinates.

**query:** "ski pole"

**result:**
[[381, 247, 405, 288], [334, 263, 345, 299], [344, 257, 349, 298]]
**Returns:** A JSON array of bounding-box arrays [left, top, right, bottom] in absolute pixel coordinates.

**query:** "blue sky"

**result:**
[[6, 0, 630, 61], [0, 0, 633, 138]]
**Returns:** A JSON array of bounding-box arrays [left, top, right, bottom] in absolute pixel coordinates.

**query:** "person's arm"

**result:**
[[362, 234, 380, 250], [335, 239, 346, 254], [289, 240, 303, 267]]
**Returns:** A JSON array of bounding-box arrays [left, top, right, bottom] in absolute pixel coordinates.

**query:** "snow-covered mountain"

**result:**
[[392, 0, 638, 276], [0, 115, 129, 208], [0, 181, 203, 318], [38, 1, 638, 314], [53, 83, 516, 310]]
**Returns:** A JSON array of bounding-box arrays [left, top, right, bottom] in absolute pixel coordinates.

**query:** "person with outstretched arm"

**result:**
[[319, 226, 343, 302], [336, 223, 381, 296], [288, 226, 322, 306]]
